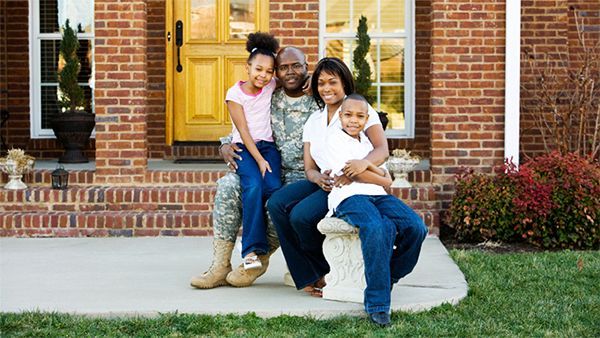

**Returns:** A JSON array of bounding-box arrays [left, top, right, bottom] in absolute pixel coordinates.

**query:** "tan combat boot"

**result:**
[[190, 239, 235, 289], [226, 249, 275, 287]]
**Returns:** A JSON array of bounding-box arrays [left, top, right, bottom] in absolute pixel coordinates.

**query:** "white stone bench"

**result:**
[[317, 217, 365, 303]]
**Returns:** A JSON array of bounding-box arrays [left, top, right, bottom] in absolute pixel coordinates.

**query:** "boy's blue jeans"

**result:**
[[235, 141, 282, 257], [334, 194, 428, 315]]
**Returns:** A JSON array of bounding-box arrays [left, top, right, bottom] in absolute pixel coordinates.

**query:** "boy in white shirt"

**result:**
[[325, 94, 428, 326]]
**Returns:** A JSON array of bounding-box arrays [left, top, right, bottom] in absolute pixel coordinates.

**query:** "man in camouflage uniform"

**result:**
[[191, 47, 318, 288]]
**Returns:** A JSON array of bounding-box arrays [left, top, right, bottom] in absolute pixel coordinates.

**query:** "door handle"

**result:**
[[175, 20, 183, 73]]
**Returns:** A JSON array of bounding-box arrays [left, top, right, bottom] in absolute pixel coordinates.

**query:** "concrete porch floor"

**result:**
[[0, 236, 467, 318]]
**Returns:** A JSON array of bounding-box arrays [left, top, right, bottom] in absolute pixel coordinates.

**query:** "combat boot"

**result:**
[[226, 249, 275, 287], [190, 239, 234, 289]]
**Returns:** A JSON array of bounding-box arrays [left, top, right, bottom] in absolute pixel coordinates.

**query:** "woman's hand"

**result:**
[[343, 159, 370, 178], [333, 174, 352, 188], [220, 143, 243, 170], [258, 159, 272, 177]]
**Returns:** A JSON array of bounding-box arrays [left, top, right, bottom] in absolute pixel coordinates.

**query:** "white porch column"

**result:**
[[505, 0, 521, 166]]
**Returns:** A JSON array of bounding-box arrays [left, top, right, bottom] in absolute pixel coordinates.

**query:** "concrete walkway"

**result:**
[[0, 236, 467, 318]]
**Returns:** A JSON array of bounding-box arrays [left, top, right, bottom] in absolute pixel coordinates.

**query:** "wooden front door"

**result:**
[[171, 0, 269, 141]]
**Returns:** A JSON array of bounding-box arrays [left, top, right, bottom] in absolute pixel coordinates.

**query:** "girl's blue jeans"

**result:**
[[334, 194, 428, 314], [235, 141, 282, 257]]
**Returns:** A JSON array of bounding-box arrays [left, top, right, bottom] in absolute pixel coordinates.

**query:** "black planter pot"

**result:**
[[50, 111, 95, 163]]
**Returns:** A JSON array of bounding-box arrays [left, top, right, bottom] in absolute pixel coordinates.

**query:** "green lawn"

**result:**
[[2, 250, 599, 337]]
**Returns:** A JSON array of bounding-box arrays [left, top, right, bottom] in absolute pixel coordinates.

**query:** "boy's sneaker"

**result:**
[[243, 255, 262, 270]]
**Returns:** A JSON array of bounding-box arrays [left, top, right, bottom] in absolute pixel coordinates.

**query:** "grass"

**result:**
[[2, 250, 599, 337]]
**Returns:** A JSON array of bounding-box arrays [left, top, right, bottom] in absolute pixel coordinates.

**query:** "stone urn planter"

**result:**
[[0, 149, 35, 190], [386, 149, 420, 188]]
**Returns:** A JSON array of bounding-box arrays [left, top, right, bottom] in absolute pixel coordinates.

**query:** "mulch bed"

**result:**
[[440, 238, 546, 254]]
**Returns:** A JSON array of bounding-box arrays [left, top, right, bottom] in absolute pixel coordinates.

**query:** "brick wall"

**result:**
[[390, 0, 432, 159], [0, 0, 6, 153], [269, 0, 320, 67], [430, 1, 507, 206], [146, 0, 168, 159], [94, 0, 148, 184], [6, 1, 595, 164], [520, 0, 600, 160], [3, 1, 30, 153]]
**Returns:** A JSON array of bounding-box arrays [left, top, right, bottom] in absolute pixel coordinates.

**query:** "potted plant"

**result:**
[[352, 16, 388, 129], [50, 19, 95, 163]]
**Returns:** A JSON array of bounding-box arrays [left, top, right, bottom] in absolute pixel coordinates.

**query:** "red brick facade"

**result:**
[[94, 0, 148, 184], [520, 1, 600, 159], [1, 1, 598, 161], [430, 1, 507, 205], [1, 0, 599, 236]]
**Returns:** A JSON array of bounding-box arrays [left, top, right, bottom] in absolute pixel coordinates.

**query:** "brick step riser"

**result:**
[[0, 187, 216, 207], [0, 211, 213, 237], [0, 187, 438, 213], [1, 171, 228, 186], [2, 170, 431, 186], [0, 209, 439, 237]]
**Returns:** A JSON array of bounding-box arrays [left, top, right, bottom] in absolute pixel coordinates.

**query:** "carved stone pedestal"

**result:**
[[317, 217, 365, 303]]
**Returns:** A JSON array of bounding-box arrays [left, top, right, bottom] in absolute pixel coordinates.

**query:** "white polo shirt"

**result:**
[[302, 103, 381, 173], [324, 127, 387, 216]]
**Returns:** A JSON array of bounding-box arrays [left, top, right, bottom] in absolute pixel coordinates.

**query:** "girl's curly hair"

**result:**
[[246, 32, 279, 63]]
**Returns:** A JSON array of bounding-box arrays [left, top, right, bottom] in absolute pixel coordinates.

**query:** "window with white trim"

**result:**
[[319, 0, 414, 138], [30, 0, 94, 138]]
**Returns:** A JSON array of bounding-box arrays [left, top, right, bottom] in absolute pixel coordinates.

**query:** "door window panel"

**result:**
[[191, 0, 217, 40], [229, 0, 256, 39]]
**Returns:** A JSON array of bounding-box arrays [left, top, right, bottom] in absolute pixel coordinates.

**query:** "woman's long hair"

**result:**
[[310, 57, 355, 109]]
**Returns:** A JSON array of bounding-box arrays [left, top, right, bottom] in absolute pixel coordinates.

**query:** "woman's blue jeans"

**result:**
[[266, 180, 330, 289], [235, 141, 281, 257], [334, 194, 428, 314]]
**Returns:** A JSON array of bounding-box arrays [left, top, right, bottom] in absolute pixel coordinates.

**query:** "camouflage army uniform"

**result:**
[[213, 88, 318, 249]]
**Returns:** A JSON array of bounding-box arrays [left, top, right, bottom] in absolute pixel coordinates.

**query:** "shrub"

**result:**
[[513, 152, 600, 249], [447, 161, 519, 243], [447, 152, 600, 250]]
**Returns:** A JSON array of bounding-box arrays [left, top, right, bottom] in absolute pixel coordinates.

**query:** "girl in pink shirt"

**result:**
[[225, 32, 282, 270]]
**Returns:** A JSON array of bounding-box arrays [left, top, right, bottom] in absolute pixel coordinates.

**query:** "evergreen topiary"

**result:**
[[352, 16, 375, 105], [57, 19, 84, 112]]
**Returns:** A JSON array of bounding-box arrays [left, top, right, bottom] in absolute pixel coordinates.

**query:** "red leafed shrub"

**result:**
[[446, 160, 520, 243], [447, 152, 600, 250], [513, 152, 600, 249]]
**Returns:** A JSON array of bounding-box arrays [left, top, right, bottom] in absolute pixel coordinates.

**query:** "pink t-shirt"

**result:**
[[225, 78, 276, 144]]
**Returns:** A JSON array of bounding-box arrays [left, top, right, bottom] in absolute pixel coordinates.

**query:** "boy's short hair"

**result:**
[[342, 93, 369, 111]]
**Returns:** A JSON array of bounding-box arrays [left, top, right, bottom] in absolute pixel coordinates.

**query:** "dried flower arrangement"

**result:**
[[0, 148, 35, 175], [391, 149, 421, 162]]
